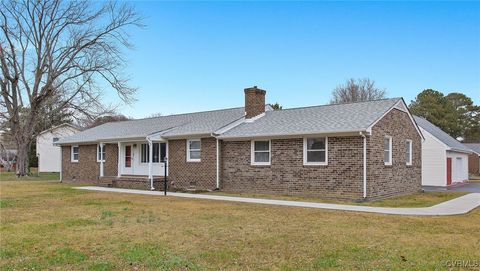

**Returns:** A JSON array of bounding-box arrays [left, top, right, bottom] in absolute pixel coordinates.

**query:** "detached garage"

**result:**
[[414, 116, 471, 187]]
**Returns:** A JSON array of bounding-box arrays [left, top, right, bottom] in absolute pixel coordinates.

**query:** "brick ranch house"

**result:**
[[57, 87, 423, 201]]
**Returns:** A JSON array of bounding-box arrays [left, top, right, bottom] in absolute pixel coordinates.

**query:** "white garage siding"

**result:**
[[37, 126, 80, 172], [446, 151, 469, 183], [420, 128, 447, 186]]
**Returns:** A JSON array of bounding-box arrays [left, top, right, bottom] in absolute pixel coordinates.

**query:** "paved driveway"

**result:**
[[423, 183, 480, 193]]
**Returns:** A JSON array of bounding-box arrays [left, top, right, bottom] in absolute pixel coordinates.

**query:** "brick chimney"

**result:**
[[244, 86, 266, 119]]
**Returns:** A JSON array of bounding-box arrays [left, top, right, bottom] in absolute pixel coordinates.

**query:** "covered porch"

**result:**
[[97, 137, 168, 190]]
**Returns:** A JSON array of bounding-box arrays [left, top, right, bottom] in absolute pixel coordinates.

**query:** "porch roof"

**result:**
[[57, 107, 245, 144]]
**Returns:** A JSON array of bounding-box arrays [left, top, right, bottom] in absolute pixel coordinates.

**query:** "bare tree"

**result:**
[[330, 78, 386, 104], [0, 0, 142, 176], [88, 114, 130, 128]]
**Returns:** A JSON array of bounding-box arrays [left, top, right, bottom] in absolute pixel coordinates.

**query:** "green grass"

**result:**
[[0, 170, 59, 182], [204, 191, 467, 208], [1, 180, 479, 270]]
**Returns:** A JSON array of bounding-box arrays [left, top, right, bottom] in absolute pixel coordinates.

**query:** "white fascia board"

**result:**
[[421, 128, 449, 150], [218, 129, 367, 141], [245, 112, 266, 123], [213, 116, 246, 136]]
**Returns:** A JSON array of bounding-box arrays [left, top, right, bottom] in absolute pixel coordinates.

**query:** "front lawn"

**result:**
[[1, 180, 479, 270], [0, 170, 59, 182]]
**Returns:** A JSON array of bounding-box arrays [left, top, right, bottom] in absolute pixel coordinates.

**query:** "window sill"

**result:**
[[251, 163, 271, 167], [71, 161, 79, 163], [303, 162, 328, 166], [187, 160, 201, 163]]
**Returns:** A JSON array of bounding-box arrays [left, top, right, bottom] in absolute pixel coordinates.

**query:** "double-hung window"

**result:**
[[384, 136, 392, 165], [187, 139, 201, 162], [251, 140, 271, 165], [141, 143, 161, 163], [97, 144, 105, 162], [71, 146, 79, 162], [303, 137, 327, 165], [406, 139, 412, 166]]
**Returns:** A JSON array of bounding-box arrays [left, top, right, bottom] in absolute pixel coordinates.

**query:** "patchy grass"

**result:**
[[204, 191, 467, 208], [0, 180, 479, 270], [0, 170, 59, 182], [363, 192, 468, 208]]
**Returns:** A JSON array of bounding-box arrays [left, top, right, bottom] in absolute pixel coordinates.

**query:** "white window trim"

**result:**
[[71, 145, 79, 163], [384, 136, 392, 166], [251, 140, 271, 166], [406, 139, 412, 166], [186, 139, 201, 162], [140, 143, 161, 164], [97, 144, 105, 163], [303, 137, 328, 166]]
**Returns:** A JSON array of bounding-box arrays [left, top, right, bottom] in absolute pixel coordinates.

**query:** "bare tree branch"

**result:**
[[330, 78, 386, 104], [0, 0, 142, 176]]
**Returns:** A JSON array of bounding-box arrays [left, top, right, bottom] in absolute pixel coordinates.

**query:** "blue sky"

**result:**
[[112, 1, 480, 118]]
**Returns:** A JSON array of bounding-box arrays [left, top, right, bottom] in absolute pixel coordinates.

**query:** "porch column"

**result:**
[[148, 140, 153, 190], [117, 142, 121, 177], [99, 143, 104, 177]]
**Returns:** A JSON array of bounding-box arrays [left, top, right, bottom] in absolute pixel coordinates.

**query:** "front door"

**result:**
[[123, 145, 133, 175], [446, 158, 452, 186]]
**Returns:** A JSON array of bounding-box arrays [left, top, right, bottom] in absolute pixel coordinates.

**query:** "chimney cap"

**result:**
[[244, 86, 266, 94]]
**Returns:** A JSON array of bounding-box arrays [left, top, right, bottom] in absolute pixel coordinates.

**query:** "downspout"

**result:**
[[146, 136, 154, 190], [60, 146, 63, 183], [117, 142, 121, 177], [99, 143, 104, 178], [360, 132, 367, 199], [216, 138, 220, 190]]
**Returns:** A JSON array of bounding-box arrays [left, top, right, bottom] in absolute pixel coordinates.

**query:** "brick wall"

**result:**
[[367, 109, 422, 199], [221, 137, 365, 200], [62, 144, 99, 182], [244, 87, 266, 119], [468, 153, 479, 174], [103, 144, 118, 177], [61, 143, 118, 182], [168, 137, 217, 190]]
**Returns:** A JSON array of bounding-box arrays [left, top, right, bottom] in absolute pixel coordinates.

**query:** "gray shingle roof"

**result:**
[[218, 98, 402, 139], [413, 116, 472, 153], [58, 107, 245, 144], [464, 143, 480, 155]]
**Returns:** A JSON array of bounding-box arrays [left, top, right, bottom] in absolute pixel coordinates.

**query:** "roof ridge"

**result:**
[[269, 97, 401, 112], [100, 106, 245, 126]]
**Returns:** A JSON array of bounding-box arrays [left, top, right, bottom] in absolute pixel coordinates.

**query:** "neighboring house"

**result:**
[[36, 123, 81, 172], [413, 116, 471, 187], [0, 131, 17, 172], [464, 143, 480, 174], [57, 87, 423, 201]]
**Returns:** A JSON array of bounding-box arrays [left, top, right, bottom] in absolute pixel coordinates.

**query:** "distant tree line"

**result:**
[[330, 78, 479, 142], [410, 89, 479, 142]]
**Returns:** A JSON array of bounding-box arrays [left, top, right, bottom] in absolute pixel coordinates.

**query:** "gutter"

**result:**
[[217, 129, 370, 140]]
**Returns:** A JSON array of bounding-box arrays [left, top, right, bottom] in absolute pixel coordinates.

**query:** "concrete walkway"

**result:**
[[75, 186, 480, 216]]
